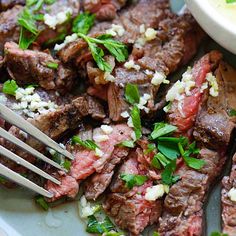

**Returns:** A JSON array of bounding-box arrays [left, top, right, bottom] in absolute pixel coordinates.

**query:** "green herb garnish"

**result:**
[[151, 122, 177, 140], [161, 160, 180, 185], [78, 33, 128, 72], [229, 109, 236, 117], [153, 232, 160, 236], [130, 105, 142, 140], [3, 80, 19, 95], [86, 215, 115, 234], [120, 173, 148, 189], [46, 61, 59, 69], [72, 136, 99, 150], [35, 195, 49, 210], [226, 0, 236, 3], [211, 232, 228, 236], [120, 140, 135, 148], [125, 83, 140, 105], [144, 143, 156, 155], [72, 12, 95, 34]]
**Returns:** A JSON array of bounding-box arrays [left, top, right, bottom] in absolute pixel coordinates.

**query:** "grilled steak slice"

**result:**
[[168, 51, 222, 134], [222, 154, 236, 236], [4, 42, 77, 93], [194, 62, 236, 149], [84, 147, 129, 200], [83, 0, 127, 21], [45, 124, 133, 201], [0, 0, 24, 11], [0, 5, 22, 54], [0, 95, 105, 175], [158, 148, 226, 236], [103, 149, 162, 235]]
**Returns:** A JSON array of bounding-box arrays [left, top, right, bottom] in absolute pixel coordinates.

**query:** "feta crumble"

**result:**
[[228, 187, 236, 202], [93, 134, 109, 143], [151, 71, 169, 86], [54, 33, 78, 51], [101, 125, 113, 135], [95, 148, 104, 157], [120, 111, 130, 118], [124, 60, 141, 71], [145, 28, 157, 41], [145, 184, 169, 201], [44, 8, 73, 29], [106, 24, 125, 37], [206, 72, 219, 97], [79, 196, 100, 218]]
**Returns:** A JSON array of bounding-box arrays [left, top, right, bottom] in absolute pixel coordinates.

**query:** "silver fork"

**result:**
[[0, 103, 74, 198]]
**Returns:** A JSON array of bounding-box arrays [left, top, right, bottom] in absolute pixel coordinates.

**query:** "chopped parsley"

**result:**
[[2, 80, 19, 95], [46, 61, 59, 69], [72, 12, 95, 34], [229, 109, 236, 117], [49, 151, 71, 171], [35, 195, 49, 210], [86, 215, 115, 234], [120, 173, 148, 189], [119, 140, 135, 148], [144, 143, 156, 155], [72, 136, 99, 150], [130, 105, 142, 140], [125, 83, 140, 105], [161, 160, 180, 185], [151, 122, 177, 140], [153, 232, 160, 236], [78, 33, 128, 72], [211, 232, 228, 236], [226, 0, 236, 3]]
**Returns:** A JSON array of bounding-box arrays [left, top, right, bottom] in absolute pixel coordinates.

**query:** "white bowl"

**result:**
[[185, 0, 236, 54]]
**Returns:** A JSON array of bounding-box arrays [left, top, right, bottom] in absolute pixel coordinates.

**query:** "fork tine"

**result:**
[[0, 104, 74, 160], [0, 145, 60, 185], [0, 163, 53, 198], [0, 127, 67, 172]]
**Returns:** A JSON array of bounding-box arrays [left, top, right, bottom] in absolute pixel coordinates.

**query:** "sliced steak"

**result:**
[[0, 0, 25, 11], [0, 95, 105, 174], [222, 153, 236, 236], [84, 147, 129, 200], [168, 51, 222, 134], [103, 149, 162, 235], [83, 0, 127, 21], [0, 5, 22, 54], [4, 42, 77, 93], [158, 148, 226, 236], [45, 124, 133, 201], [194, 62, 236, 149]]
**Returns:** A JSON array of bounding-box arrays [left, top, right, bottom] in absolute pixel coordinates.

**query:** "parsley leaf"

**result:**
[[35, 195, 49, 210], [153, 232, 160, 236], [158, 141, 180, 160], [86, 215, 115, 234], [72, 136, 99, 150], [151, 154, 162, 169], [119, 140, 135, 148], [151, 122, 177, 139], [125, 83, 140, 105], [161, 160, 179, 185], [63, 159, 71, 171], [44, 0, 56, 4], [120, 173, 148, 189], [3, 80, 19, 95], [229, 109, 236, 117], [130, 105, 142, 140], [46, 61, 59, 69], [153, 153, 170, 167], [78, 33, 128, 71], [144, 143, 156, 155], [226, 0, 236, 3], [211, 232, 228, 236], [72, 12, 95, 34]]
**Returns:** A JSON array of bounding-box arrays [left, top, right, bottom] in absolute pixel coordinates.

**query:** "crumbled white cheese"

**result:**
[[54, 33, 78, 51], [95, 148, 104, 157], [93, 134, 109, 143], [79, 196, 99, 218], [137, 93, 151, 113], [131, 131, 136, 141], [12, 87, 58, 118], [206, 72, 219, 97], [124, 60, 141, 71], [151, 71, 169, 86], [106, 24, 125, 37], [145, 184, 169, 201], [228, 187, 236, 202], [101, 125, 113, 135], [166, 80, 185, 102], [139, 24, 146, 34], [120, 111, 130, 118], [134, 37, 146, 49], [144, 28, 157, 41], [145, 69, 154, 76], [104, 72, 115, 82], [127, 116, 134, 128], [44, 8, 72, 29], [181, 67, 195, 96], [200, 82, 208, 93]]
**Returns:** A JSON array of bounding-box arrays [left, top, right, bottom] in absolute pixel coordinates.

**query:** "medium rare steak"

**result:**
[[168, 51, 222, 134], [194, 62, 236, 149], [103, 149, 162, 235], [222, 154, 236, 236], [158, 148, 226, 236], [45, 124, 133, 201], [0, 5, 22, 54], [4, 42, 77, 93]]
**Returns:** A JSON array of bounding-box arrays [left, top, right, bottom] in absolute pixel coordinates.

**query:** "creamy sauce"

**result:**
[[208, 0, 236, 23]]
